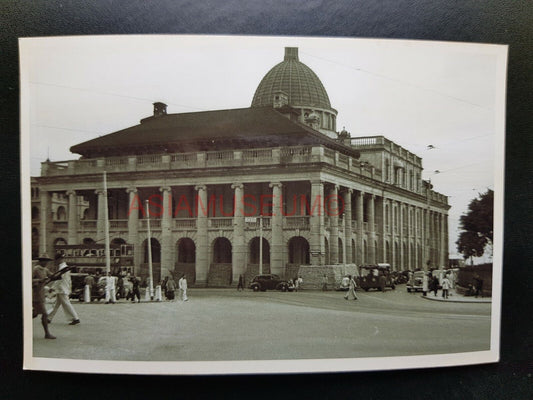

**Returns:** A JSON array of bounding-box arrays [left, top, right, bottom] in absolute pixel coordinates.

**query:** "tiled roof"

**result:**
[[70, 107, 357, 157]]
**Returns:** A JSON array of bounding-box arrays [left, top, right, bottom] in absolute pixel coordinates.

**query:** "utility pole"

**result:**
[[145, 199, 154, 299]]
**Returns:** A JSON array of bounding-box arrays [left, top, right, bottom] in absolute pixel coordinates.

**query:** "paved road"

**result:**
[[32, 285, 491, 361]]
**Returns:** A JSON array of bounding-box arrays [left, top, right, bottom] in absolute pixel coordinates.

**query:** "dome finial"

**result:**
[[284, 47, 299, 61]]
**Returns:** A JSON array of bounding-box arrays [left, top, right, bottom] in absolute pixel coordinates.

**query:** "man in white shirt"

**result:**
[[178, 275, 188, 301], [441, 275, 451, 299], [48, 253, 80, 325], [105, 272, 117, 304]]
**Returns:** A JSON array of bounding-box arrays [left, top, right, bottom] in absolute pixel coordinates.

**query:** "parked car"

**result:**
[[357, 263, 395, 291], [249, 274, 290, 292], [406, 271, 426, 292]]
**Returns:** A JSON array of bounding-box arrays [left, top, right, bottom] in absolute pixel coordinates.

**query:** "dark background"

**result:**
[[1, 1, 532, 398]]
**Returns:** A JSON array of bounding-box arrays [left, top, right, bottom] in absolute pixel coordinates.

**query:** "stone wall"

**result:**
[[174, 263, 197, 286], [207, 263, 233, 287]]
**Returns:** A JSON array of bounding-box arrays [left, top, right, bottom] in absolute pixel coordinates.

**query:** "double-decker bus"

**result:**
[[54, 243, 135, 276]]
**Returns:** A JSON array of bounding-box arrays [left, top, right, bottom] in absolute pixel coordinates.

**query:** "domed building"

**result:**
[[33, 47, 450, 288]]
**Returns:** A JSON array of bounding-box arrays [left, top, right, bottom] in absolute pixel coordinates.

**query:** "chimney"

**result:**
[[153, 102, 167, 117], [284, 47, 299, 61]]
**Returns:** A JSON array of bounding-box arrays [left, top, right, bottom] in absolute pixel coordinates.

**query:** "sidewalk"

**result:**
[[420, 289, 491, 303]]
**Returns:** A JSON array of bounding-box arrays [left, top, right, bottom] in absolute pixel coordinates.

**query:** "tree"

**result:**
[[456, 189, 493, 263]]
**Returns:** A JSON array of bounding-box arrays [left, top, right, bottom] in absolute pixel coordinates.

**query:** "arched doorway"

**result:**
[[175, 238, 196, 284], [213, 237, 232, 263], [249, 237, 270, 264], [209, 238, 232, 287], [177, 238, 196, 263], [288, 236, 310, 265]]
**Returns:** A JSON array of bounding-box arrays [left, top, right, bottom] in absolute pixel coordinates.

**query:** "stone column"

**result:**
[[126, 188, 140, 272], [95, 189, 107, 242], [159, 186, 173, 278], [442, 213, 448, 268], [67, 190, 78, 245], [342, 189, 353, 263], [355, 191, 364, 264], [329, 185, 339, 264], [391, 201, 397, 269], [310, 180, 324, 265], [414, 207, 419, 269], [399, 202, 404, 269], [195, 185, 208, 285], [39, 190, 51, 255], [368, 193, 375, 263], [231, 183, 245, 281], [270, 182, 284, 275], [406, 205, 412, 270]]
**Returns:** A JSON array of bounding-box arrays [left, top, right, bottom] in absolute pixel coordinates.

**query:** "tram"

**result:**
[[53, 243, 135, 276]]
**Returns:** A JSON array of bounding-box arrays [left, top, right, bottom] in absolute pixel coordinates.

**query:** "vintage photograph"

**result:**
[[21, 35, 506, 374]]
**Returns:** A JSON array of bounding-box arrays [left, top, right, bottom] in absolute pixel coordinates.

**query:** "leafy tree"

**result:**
[[456, 189, 493, 262]]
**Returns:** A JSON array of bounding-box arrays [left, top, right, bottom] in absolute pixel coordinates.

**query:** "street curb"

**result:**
[[420, 295, 491, 304]]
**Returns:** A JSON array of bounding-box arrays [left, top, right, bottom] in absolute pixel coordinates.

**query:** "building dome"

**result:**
[[251, 47, 338, 138], [251, 47, 332, 110]]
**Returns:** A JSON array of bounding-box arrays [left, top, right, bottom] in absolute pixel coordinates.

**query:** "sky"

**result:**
[[21, 35, 506, 263]]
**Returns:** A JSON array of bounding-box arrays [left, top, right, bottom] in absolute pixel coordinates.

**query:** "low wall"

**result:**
[[297, 264, 359, 290]]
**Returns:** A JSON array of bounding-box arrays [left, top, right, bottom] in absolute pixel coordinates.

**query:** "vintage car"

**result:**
[[249, 274, 290, 292], [357, 263, 396, 291], [406, 271, 426, 292]]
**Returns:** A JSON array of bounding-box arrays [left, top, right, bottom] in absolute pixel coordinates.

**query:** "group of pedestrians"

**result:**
[[161, 275, 188, 301], [421, 271, 452, 299]]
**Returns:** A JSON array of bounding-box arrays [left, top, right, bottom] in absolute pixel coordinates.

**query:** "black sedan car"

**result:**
[[249, 274, 290, 292]]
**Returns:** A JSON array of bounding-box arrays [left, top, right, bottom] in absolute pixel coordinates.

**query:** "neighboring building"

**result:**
[[32, 47, 450, 285]]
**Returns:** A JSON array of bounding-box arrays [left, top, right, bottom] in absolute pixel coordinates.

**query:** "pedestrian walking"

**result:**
[[178, 274, 188, 301], [441, 275, 451, 299], [130, 275, 141, 302], [297, 275, 303, 291], [473, 274, 483, 298], [432, 275, 439, 296], [161, 276, 168, 299], [166, 276, 176, 301], [237, 274, 244, 291], [294, 276, 299, 292], [422, 273, 429, 297], [104, 272, 116, 304], [48, 253, 80, 325], [344, 275, 358, 300], [32, 254, 59, 339], [321, 274, 328, 291], [117, 275, 125, 300]]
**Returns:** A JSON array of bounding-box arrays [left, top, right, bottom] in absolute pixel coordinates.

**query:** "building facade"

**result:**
[[32, 47, 450, 286]]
